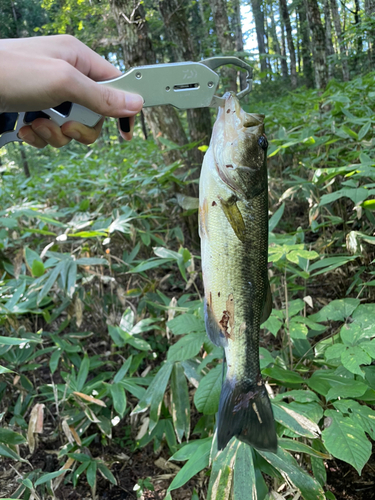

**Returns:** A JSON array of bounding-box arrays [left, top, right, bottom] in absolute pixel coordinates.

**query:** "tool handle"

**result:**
[[0, 102, 104, 147], [0, 103, 131, 147]]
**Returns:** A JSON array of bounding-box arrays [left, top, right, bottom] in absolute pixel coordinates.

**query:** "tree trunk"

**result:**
[[279, 0, 297, 88], [270, 2, 288, 78], [232, 0, 247, 90], [297, 1, 314, 87], [330, 0, 349, 80], [250, 0, 267, 76], [305, 0, 327, 89], [280, 18, 289, 80], [354, 0, 363, 54], [208, 0, 237, 92], [158, 0, 212, 169], [323, 0, 335, 80], [109, 0, 188, 165], [365, 0, 375, 67]]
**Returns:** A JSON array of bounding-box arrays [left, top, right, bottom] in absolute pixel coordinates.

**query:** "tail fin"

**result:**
[[217, 376, 277, 452]]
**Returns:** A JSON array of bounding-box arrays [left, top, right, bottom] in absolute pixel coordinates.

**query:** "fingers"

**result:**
[[17, 117, 104, 148], [60, 64, 143, 119], [18, 126, 48, 149], [55, 35, 123, 82], [61, 118, 104, 144]]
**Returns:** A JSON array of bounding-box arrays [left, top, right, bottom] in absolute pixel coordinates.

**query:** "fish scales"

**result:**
[[199, 92, 277, 452]]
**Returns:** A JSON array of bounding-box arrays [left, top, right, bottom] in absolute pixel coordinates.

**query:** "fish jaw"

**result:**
[[211, 92, 268, 200]]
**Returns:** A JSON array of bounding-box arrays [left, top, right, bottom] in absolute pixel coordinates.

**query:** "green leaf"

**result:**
[[275, 389, 320, 403], [322, 410, 371, 475], [38, 260, 65, 304], [308, 256, 358, 277], [31, 259, 45, 277], [289, 319, 308, 339], [167, 438, 211, 493], [167, 331, 207, 362], [114, 356, 133, 383], [326, 378, 368, 401], [233, 442, 257, 500], [261, 315, 283, 336], [278, 438, 330, 459], [259, 447, 325, 500], [119, 308, 134, 332], [194, 364, 222, 415], [341, 125, 358, 139], [108, 326, 151, 351], [360, 340, 375, 359], [358, 121, 372, 140], [259, 347, 274, 369], [341, 346, 371, 377], [309, 298, 360, 322], [97, 462, 117, 485], [340, 320, 375, 345], [272, 402, 320, 438], [170, 363, 190, 443], [86, 460, 97, 488], [24, 247, 42, 269], [75, 258, 109, 266], [132, 362, 173, 423], [325, 343, 346, 361], [169, 437, 213, 462], [0, 428, 26, 445], [111, 383, 127, 417], [0, 443, 29, 463], [128, 258, 173, 273], [76, 353, 90, 392], [35, 469, 70, 486], [262, 366, 303, 385], [49, 348, 61, 374], [307, 370, 368, 400], [73, 461, 89, 487], [286, 299, 305, 317], [207, 438, 239, 500], [167, 314, 205, 335], [0, 365, 14, 374], [0, 336, 39, 346], [269, 203, 285, 233]]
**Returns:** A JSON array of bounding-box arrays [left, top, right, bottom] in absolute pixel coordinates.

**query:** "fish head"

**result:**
[[212, 92, 268, 199]]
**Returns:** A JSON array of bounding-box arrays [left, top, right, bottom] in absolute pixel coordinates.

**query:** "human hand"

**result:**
[[0, 35, 143, 148]]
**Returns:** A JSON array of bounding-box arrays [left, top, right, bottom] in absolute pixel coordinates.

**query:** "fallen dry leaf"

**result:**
[[73, 391, 106, 407], [27, 403, 45, 453]]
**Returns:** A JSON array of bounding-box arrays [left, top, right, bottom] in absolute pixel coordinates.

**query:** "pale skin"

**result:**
[[0, 35, 144, 148]]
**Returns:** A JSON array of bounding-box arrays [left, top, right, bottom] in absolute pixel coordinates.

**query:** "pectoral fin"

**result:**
[[204, 298, 228, 348], [218, 195, 246, 242], [260, 282, 272, 324]]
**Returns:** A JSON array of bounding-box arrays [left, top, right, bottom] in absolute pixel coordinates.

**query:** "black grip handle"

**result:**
[[119, 117, 130, 133]]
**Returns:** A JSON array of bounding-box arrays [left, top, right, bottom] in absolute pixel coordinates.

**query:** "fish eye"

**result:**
[[258, 135, 268, 150]]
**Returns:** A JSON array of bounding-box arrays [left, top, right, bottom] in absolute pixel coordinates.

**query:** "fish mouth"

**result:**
[[218, 92, 264, 133], [211, 92, 267, 197]]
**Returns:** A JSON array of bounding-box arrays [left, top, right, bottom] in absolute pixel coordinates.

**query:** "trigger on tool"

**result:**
[[120, 117, 130, 133]]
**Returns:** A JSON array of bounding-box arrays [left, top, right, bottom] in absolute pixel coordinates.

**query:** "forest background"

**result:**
[[1, 1, 375, 499]]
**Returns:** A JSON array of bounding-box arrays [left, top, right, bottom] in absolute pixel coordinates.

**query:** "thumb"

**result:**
[[67, 68, 143, 118]]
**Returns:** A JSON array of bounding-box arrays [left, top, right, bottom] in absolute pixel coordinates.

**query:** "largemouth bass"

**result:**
[[199, 92, 277, 452]]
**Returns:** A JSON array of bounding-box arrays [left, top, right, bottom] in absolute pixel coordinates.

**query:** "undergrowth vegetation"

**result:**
[[1, 72, 375, 500]]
